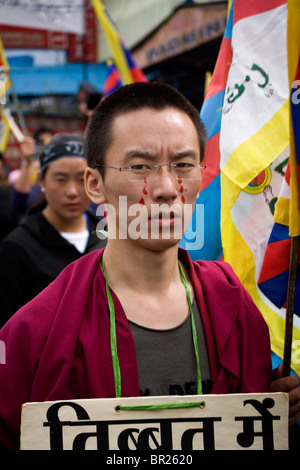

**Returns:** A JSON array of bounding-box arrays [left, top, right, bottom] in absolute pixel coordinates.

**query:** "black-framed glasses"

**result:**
[[95, 162, 206, 182]]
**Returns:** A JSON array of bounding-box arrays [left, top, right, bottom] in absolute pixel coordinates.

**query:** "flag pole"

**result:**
[[283, 234, 299, 376]]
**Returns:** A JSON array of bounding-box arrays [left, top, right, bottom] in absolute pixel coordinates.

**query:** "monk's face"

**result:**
[[85, 107, 203, 249]]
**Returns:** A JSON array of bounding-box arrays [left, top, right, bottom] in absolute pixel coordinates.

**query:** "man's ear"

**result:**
[[84, 167, 106, 205]]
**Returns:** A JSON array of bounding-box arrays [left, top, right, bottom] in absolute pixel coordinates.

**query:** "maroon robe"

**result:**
[[0, 248, 272, 449]]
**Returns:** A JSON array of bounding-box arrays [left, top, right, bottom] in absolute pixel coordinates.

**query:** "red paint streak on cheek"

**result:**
[[178, 178, 185, 200], [181, 184, 186, 203], [139, 178, 147, 203]]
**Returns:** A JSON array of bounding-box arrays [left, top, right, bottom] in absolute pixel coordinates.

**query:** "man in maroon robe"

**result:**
[[0, 82, 299, 450]]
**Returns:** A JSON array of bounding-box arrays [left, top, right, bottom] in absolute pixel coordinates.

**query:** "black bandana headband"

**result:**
[[39, 134, 86, 175]]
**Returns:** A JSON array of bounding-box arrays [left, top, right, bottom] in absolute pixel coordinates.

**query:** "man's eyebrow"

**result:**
[[123, 150, 155, 160], [172, 150, 199, 159], [123, 149, 199, 160]]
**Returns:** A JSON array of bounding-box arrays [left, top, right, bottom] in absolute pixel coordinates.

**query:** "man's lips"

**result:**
[[149, 211, 181, 225]]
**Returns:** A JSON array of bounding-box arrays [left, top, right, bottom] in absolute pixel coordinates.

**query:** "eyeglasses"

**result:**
[[95, 162, 206, 182]]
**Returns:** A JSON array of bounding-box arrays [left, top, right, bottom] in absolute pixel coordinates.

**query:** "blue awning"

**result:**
[[8, 61, 109, 96]]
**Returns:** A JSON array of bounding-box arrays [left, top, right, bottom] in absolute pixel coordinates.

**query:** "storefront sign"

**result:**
[[133, 4, 227, 68]]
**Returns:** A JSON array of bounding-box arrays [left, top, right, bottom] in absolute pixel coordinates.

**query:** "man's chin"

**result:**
[[133, 235, 181, 252]]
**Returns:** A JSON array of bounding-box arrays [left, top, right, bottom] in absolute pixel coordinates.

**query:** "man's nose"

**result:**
[[150, 166, 178, 201]]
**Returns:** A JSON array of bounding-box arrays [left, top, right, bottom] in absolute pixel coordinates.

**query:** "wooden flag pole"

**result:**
[[283, 234, 300, 376]]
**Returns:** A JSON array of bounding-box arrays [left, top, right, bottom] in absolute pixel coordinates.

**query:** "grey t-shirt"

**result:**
[[129, 300, 212, 396]]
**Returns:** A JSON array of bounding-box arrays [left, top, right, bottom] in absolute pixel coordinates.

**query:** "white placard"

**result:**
[[20, 393, 289, 450]]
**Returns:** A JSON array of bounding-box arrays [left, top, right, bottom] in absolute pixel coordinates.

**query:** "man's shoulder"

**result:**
[[193, 258, 237, 279], [187, 255, 248, 301], [181, 248, 238, 284]]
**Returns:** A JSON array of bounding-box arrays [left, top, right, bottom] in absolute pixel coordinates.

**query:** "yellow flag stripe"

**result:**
[[0, 35, 9, 72], [274, 195, 290, 227], [91, 0, 133, 85], [220, 171, 241, 229], [222, 99, 290, 188], [0, 109, 10, 153]]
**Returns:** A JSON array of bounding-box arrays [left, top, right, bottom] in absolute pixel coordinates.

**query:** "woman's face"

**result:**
[[41, 157, 90, 223]]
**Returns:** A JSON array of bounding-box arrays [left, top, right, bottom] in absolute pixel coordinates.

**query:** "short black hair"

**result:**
[[85, 82, 206, 177], [33, 126, 54, 142]]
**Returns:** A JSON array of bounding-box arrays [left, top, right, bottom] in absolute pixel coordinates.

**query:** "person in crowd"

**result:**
[[33, 126, 54, 155], [0, 133, 106, 326], [0, 152, 18, 241], [10, 126, 54, 216], [0, 151, 10, 184], [0, 82, 299, 450]]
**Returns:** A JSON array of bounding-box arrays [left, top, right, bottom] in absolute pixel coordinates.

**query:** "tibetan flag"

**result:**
[[180, 2, 233, 260], [214, 0, 300, 375], [91, 0, 147, 96], [258, 0, 300, 370], [258, 161, 300, 315], [0, 35, 11, 152], [0, 34, 10, 107], [102, 59, 123, 98], [0, 108, 10, 153]]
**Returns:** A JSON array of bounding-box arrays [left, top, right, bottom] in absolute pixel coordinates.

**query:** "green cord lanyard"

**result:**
[[101, 256, 203, 410]]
